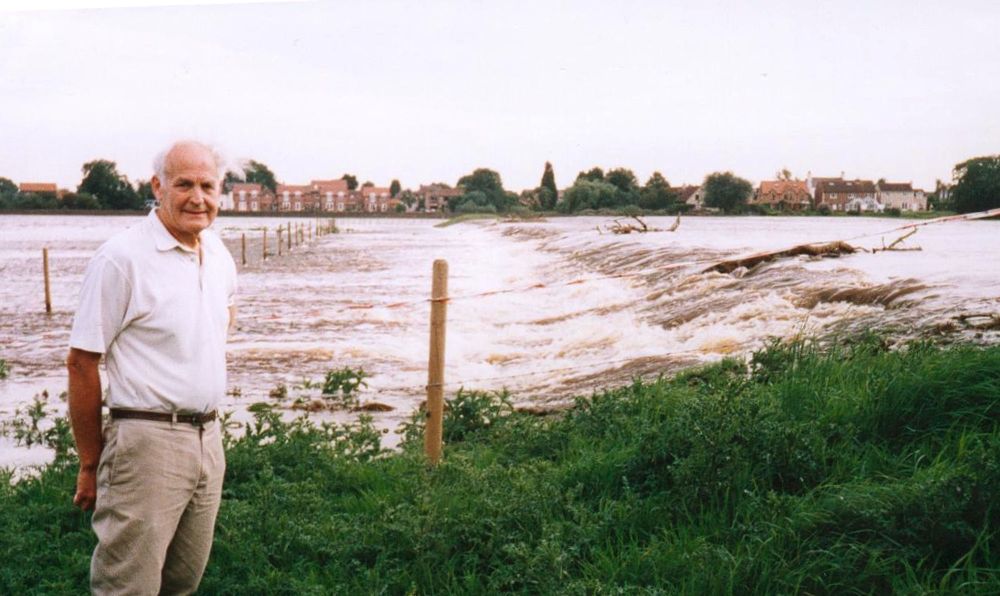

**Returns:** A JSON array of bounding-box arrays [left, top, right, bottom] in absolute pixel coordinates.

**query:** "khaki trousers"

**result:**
[[91, 417, 225, 596]]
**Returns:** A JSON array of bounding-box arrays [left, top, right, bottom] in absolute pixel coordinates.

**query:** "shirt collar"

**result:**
[[148, 208, 200, 253]]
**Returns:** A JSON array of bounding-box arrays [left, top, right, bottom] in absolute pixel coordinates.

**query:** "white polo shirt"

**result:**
[[69, 209, 237, 414]]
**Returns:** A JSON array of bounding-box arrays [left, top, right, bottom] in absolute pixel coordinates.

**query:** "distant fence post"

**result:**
[[241, 233, 246, 266], [425, 259, 449, 465], [287, 221, 292, 250], [262, 227, 268, 261], [42, 248, 52, 314], [277, 226, 283, 257]]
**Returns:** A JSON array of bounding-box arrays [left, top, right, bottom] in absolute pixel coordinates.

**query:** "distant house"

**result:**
[[417, 184, 462, 212], [877, 182, 927, 212], [673, 185, 699, 208], [754, 180, 811, 210], [815, 179, 877, 212], [229, 183, 275, 212], [311, 179, 350, 212], [276, 184, 314, 212], [684, 186, 706, 210], [359, 186, 393, 212], [19, 182, 61, 198]]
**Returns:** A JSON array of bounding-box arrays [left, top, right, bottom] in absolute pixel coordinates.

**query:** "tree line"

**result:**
[[3, 154, 998, 215]]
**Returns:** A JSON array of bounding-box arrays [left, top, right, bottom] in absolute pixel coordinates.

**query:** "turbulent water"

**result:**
[[2, 213, 999, 466]]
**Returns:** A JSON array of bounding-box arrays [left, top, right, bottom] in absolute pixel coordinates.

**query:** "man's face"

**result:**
[[152, 144, 220, 245]]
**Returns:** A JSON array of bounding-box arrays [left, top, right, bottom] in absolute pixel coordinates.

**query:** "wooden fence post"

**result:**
[[277, 226, 283, 257], [241, 233, 246, 266], [287, 221, 292, 250], [43, 248, 52, 314], [425, 259, 449, 465], [262, 227, 268, 261]]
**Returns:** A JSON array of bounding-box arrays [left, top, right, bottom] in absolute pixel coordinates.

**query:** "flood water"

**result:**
[[2, 213, 998, 467]]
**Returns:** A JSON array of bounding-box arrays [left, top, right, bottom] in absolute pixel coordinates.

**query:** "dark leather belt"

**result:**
[[110, 408, 217, 426]]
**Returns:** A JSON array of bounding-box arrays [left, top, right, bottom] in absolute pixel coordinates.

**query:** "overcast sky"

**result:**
[[1, 0, 998, 192]]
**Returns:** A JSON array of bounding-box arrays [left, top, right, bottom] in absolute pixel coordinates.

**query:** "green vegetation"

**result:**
[[224, 159, 278, 194], [557, 166, 684, 214], [952, 155, 1000, 214], [0, 358, 8, 379], [454, 168, 519, 213], [320, 366, 369, 409], [2, 338, 1000, 592], [703, 171, 754, 213]]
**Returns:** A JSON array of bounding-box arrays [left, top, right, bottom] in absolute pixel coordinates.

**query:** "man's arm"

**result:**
[[67, 347, 103, 511]]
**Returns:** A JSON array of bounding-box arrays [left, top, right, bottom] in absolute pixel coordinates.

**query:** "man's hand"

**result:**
[[74, 466, 98, 511]]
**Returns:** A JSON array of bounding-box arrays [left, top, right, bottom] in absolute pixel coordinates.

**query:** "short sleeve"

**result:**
[[68, 255, 132, 354]]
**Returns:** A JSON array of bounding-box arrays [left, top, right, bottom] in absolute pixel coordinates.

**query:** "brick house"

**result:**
[[276, 184, 315, 212], [417, 184, 462, 212], [230, 183, 275, 212], [753, 180, 812, 210], [311, 179, 351, 212], [877, 182, 927, 212], [19, 182, 61, 198], [356, 186, 395, 212], [814, 179, 877, 212]]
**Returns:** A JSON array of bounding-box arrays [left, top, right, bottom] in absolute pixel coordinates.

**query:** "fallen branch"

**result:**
[[702, 241, 857, 274], [604, 214, 679, 234], [872, 228, 921, 253]]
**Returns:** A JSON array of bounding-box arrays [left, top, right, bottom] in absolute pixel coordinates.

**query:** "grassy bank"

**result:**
[[3, 336, 1000, 593]]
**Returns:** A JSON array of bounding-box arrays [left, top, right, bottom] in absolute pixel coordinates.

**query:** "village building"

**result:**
[[311, 179, 351, 212], [276, 184, 315, 212], [683, 186, 706, 210], [814, 179, 878, 212], [357, 185, 394, 212], [229, 183, 275, 212], [877, 182, 927, 211], [18, 182, 61, 198], [417, 183, 462, 212], [753, 180, 812, 210]]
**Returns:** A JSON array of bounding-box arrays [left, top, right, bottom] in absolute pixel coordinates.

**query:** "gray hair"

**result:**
[[152, 140, 228, 182]]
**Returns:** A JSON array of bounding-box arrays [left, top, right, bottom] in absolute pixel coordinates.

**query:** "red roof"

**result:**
[[817, 179, 876, 194], [276, 184, 312, 193], [19, 182, 58, 193], [311, 179, 349, 193], [759, 180, 808, 195], [878, 182, 913, 192]]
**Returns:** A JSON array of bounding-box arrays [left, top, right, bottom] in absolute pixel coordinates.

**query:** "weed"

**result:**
[[0, 358, 8, 379], [321, 367, 369, 409]]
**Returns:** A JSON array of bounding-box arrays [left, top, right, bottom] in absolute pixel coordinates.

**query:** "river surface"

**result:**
[[2, 213, 998, 467]]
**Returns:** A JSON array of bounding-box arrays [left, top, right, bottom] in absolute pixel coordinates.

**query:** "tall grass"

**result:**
[[2, 338, 999, 593]]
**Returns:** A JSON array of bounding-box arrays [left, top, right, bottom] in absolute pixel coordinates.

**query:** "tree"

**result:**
[[575, 167, 605, 183], [78, 159, 141, 210], [224, 160, 277, 193], [341, 174, 358, 190], [639, 172, 677, 210], [457, 168, 513, 212], [951, 155, 1000, 213], [0, 177, 16, 197], [558, 179, 619, 212], [776, 168, 793, 181], [61, 192, 101, 210], [606, 168, 638, 194], [362, 181, 374, 189], [136, 180, 155, 205], [390, 179, 401, 198], [703, 171, 753, 213], [539, 162, 557, 210]]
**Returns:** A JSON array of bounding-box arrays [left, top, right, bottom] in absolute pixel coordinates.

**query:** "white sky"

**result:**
[[1, 0, 998, 192]]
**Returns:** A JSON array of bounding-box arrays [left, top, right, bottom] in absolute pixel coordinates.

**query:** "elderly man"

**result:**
[[67, 140, 237, 595]]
